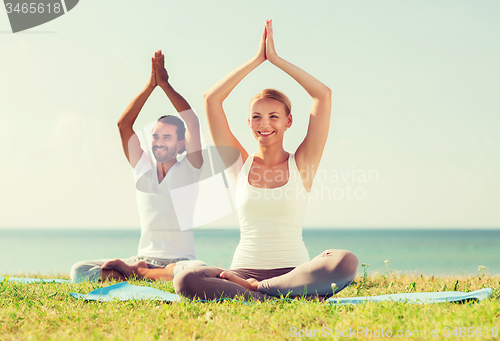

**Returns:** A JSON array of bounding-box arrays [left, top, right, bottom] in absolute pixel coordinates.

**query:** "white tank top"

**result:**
[[230, 153, 310, 269]]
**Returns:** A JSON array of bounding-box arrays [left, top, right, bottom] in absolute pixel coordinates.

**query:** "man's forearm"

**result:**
[[118, 84, 155, 128], [159, 82, 191, 114], [159, 81, 202, 162]]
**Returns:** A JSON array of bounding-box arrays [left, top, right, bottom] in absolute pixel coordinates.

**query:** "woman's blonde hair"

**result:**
[[249, 89, 291, 116]]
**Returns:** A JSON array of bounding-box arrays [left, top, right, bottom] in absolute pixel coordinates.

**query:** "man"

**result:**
[[70, 50, 205, 282]]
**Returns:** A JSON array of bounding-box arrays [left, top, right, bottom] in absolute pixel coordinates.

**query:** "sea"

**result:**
[[1, 228, 499, 276]]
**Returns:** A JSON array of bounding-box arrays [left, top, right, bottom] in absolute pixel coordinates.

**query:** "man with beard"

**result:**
[[70, 50, 206, 282]]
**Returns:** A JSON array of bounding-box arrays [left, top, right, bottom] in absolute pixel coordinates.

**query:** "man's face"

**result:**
[[151, 122, 183, 163]]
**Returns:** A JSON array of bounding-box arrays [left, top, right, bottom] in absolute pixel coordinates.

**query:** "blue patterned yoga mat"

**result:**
[[0, 276, 70, 284], [70, 282, 181, 302], [70, 282, 493, 304], [327, 288, 493, 304]]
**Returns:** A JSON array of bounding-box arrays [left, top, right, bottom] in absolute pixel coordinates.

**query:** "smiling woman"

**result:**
[[248, 90, 292, 149], [173, 20, 358, 301]]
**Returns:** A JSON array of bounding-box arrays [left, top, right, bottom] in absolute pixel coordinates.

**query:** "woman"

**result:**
[[174, 20, 358, 300]]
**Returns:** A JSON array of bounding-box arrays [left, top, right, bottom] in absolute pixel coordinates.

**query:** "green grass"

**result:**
[[1, 273, 499, 340]]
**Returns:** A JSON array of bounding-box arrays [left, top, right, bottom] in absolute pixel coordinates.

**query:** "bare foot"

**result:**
[[100, 269, 126, 282], [219, 271, 259, 291], [136, 267, 173, 282], [102, 259, 148, 278]]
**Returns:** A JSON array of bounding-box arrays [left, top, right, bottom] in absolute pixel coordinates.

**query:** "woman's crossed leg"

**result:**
[[174, 249, 358, 301]]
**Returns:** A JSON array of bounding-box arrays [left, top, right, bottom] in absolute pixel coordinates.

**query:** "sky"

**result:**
[[1, 0, 499, 229]]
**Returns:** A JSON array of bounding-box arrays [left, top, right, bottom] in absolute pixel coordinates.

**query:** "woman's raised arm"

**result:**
[[266, 20, 332, 191], [204, 25, 267, 164]]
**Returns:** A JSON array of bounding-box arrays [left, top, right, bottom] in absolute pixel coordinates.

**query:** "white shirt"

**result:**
[[230, 153, 310, 269], [132, 152, 201, 259]]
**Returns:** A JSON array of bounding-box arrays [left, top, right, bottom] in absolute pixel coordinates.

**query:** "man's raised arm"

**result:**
[[117, 56, 157, 168], [155, 51, 203, 169]]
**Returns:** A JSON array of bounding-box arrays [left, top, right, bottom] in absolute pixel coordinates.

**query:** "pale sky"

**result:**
[[1, 0, 499, 229]]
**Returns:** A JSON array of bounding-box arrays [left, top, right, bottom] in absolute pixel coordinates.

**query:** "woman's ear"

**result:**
[[287, 113, 293, 128]]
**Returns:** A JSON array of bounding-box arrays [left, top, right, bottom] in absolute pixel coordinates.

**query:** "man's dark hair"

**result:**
[[157, 115, 186, 154]]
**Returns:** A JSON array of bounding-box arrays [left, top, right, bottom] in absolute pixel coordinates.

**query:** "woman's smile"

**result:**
[[258, 131, 275, 136]]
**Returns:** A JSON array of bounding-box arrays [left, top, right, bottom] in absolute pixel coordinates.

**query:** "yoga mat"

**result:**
[[327, 288, 493, 305], [0, 276, 70, 284], [70, 282, 181, 302], [71, 282, 493, 304]]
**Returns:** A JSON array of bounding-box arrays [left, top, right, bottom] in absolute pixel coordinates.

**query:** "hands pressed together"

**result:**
[[149, 19, 276, 89], [148, 50, 170, 89], [255, 19, 279, 65]]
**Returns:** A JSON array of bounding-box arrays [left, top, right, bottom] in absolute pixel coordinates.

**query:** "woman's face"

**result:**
[[248, 98, 292, 145]]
